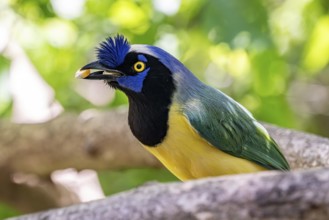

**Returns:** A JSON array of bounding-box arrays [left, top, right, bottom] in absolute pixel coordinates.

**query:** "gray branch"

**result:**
[[7, 111, 329, 220], [10, 168, 329, 220]]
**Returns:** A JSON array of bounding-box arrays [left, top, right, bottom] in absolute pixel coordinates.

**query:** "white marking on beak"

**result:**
[[103, 71, 123, 77]]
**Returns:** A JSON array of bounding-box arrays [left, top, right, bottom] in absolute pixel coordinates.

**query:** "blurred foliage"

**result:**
[[1, 0, 329, 217], [0, 0, 327, 132], [98, 168, 178, 196], [0, 203, 20, 218], [0, 55, 12, 117]]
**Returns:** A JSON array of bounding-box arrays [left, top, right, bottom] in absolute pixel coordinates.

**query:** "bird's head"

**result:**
[[76, 35, 202, 145], [75, 35, 195, 103]]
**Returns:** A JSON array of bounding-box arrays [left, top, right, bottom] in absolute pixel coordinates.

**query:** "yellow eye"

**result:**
[[133, 61, 146, 72]]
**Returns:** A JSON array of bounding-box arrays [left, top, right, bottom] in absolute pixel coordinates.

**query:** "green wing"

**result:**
[[182, 88, 290, 170]]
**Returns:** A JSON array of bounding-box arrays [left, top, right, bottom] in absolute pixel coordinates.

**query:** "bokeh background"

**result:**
[[0, 0, 329, 218]]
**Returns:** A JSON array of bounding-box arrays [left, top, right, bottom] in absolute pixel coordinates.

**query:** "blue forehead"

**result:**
[[138, 54, 148, 62], [97, 35, 130, 68]]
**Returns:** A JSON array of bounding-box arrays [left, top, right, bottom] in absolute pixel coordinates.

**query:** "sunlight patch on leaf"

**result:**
[[303, 16, 329, 73], [269, 0, 314, 54], [152, 0, 181, 16], [108, 0, 149, 33], [51, 0, 86, 19], [43, 19, 78, 48]]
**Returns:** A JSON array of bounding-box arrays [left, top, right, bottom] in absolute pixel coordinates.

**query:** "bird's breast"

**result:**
[[143, 104, 266, 180]]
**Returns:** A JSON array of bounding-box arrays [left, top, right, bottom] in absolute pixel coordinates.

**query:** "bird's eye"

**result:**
[[133, 61, 146, 72]]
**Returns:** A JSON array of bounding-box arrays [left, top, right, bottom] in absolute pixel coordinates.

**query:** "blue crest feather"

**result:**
[[97, 35, 130, 68]]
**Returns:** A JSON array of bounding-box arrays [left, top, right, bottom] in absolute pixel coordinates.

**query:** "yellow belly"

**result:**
[[143, 105, 266, 181]]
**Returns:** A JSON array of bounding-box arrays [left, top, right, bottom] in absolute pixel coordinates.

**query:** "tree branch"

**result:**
[[263, 123, 329, 169], [10, 168, 329, 220]]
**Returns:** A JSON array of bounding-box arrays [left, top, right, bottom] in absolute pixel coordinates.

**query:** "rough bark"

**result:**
[[10, 168, 329, 220], [262, 123, 329, 169]]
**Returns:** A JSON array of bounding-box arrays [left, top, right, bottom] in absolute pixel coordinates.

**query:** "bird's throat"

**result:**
[[122, 62, 176, 147], [128, 97, 171, 146]]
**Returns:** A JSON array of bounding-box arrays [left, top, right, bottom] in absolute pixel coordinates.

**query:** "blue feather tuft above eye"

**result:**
[[96, 34, 131, 68]]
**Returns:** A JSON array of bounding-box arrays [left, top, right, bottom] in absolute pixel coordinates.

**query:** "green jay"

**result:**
[[76, 35, 290, 180]]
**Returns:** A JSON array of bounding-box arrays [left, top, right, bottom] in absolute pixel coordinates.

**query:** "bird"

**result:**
[[75, 35, 290, 181]]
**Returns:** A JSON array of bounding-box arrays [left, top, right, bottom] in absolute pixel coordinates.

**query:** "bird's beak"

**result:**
[[75, 61, 123, 81]]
